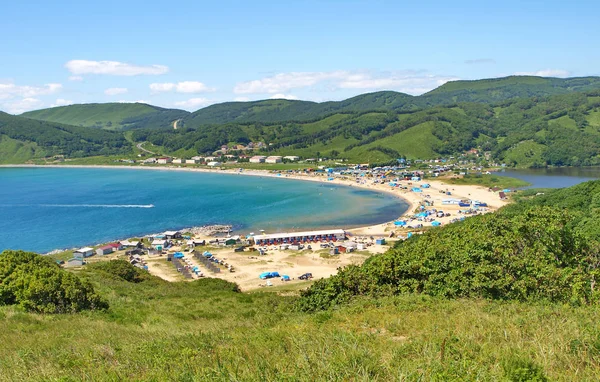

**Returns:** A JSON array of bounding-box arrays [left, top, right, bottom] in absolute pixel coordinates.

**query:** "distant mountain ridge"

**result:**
[[19, 76, 600, 129], [21, 103, 189, 130]]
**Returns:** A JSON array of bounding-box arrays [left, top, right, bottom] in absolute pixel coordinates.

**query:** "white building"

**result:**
[[172, 158, 183, 164], [207, 161, 222, 167], [157, 157, 172, 164], [191, 156, 204, 161], [73, 247, 95, 258], [284, 156, 300, 161], [186, 159, 200, 164], [266, 156, 282, 164], [249, 156, 266, 163], [252, 229, 346, 244]]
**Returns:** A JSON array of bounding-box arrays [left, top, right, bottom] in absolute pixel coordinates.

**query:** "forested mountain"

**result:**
[[421, 76, 600, 105], [22, 103, 189, 130], [7, 76, 600, 166], [132, 90, 600, 167], [182, 76, 600, 126], [0, 112, 131, 162]]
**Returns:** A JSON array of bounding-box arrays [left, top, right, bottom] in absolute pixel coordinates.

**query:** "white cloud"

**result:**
[[269, 93, 298, 100], [3, 97, 43, 114], [65, 60, 169, 76], [68, 75, 83, 81], [0, 82, 62, 100], [174, 97, 213, 110], [514, 69, 570, 78], [104, 87, 128, 96], [52, 98, 74, 107], [233, 70, 459, 95], [233, 97, 250, 102], [150, 81, 215, 94]]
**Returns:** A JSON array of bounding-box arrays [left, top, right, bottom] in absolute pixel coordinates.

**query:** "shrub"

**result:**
[[89, 260, 150, 283], [0, 250, 108, 313], [298, 206, 600, 311]]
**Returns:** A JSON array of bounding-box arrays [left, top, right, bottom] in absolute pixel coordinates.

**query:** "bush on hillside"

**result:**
[[0, 250, 108, 313], [297, 206, 600, 311], [89, 260, 151, 283]]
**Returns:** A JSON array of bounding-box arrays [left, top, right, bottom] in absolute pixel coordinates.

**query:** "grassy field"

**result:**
[[440, 173, 531, 189], [1, 265, 599, 380]]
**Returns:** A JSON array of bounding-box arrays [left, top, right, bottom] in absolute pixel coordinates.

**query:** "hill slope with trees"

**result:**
[[0, 111, 131, 162], [22, 103, 189, 130]]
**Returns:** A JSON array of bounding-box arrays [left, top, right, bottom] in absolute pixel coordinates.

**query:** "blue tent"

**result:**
[[394, 220, 406, 226], [416, 212, 428, 218], [173, 252, 184, 259], [259, 271, 280, 279], [431, 221, 441, 227], [282, 275, 291, 281], [412, 187, 422, 192], [421, 183, 430, 188], [407, 232, 413, 239], [203, 251, 212, 257]]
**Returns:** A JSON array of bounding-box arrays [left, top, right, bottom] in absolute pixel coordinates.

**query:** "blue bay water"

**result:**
[[0, 167, 408, 253]]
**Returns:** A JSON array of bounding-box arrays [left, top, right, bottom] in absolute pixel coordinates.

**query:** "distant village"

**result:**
[[116, 141, 501, 173]]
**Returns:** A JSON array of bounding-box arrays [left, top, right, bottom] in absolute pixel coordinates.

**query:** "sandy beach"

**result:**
[[4, 164, 509, 290]]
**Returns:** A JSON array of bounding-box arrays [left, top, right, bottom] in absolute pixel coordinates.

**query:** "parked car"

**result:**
[[299, 273, 313, 280]]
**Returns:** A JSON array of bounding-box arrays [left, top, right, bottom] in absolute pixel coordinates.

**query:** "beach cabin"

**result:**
[[157, 157, 172, 164], [186, 159, 200, 164], [499, 191, 507, 200], [375, 238, 386, 245], [96, 245, 114, 256], [173, 158, 183, 164], [164, 231, 182, 240], [66, 257, 84, 267], [249, 156, 266, 163], [265, 156, 282, 164], [73, 247, 94, 258], [225, 238, 238, 246], [207, 161, 222, 167], [152, 239, 168, 250], [120, 240, 141, 248], [283, 156, 299, 161], [357, 243, 367, 250]]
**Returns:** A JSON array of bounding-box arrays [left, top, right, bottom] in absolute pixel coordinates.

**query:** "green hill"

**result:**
[[134, 89, 600, 167], [21, 103, 189, 130], [182, 76, 600, 126], [422, 75, 600, 104], [0, 111, 131, 162]]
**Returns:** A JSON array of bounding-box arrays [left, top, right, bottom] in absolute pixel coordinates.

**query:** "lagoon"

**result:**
[[497, 167, 600, 189], [0, 167, 408, 253]]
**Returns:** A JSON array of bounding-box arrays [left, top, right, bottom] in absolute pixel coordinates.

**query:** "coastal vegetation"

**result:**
[[441, 173, 530, 189], [0, 250, 107, 313]]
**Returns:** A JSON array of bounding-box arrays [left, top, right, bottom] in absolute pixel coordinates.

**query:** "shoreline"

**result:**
[[1, 164, 507, 254]]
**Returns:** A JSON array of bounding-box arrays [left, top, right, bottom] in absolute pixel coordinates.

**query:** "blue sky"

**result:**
[[1, 0, 598, 113]]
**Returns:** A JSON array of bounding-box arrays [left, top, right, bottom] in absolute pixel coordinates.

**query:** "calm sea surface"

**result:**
[[0, 167, 408, 253], [497, 167, 600, 189]]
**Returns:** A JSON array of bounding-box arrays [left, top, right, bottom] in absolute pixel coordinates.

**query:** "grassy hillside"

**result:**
[[5, 181, 600, 379], [422, 75, 600, 104], [22, 103, 189, 130], [0, 111, 131, 162]]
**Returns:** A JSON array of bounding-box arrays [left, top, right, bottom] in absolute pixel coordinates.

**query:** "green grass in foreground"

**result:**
[[441, 173, 530, 189], [1, 265, 599, 380]]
